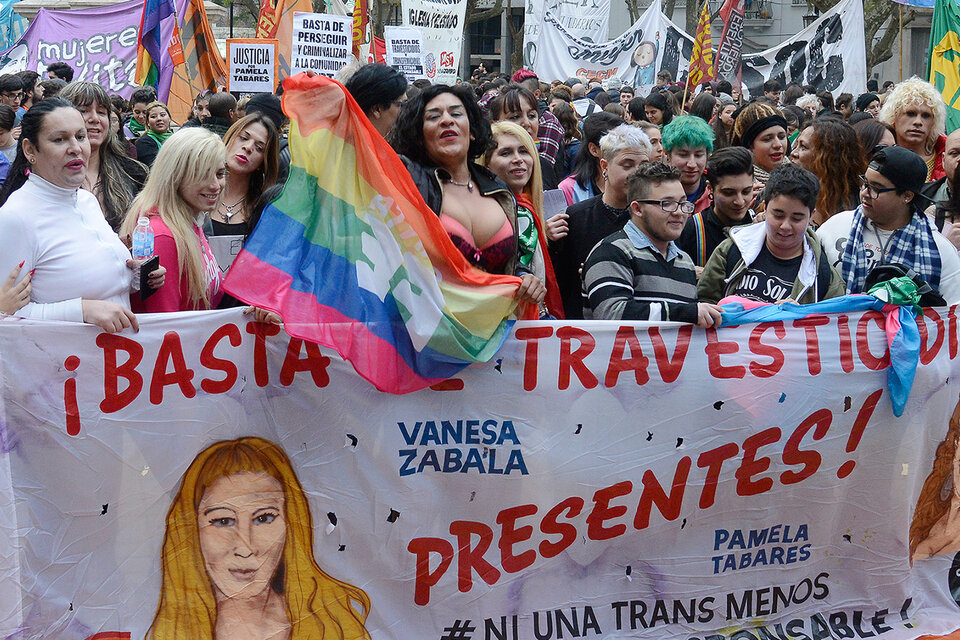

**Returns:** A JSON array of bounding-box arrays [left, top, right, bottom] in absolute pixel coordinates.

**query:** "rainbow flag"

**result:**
[[223, 73, 531, 394], [135, 0, 179, 95]]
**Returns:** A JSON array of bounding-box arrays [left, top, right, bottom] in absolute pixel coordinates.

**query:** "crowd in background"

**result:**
[[0, 59, 958, 335]]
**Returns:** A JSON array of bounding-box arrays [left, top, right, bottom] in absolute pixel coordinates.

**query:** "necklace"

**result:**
[[219, 196, 246, 222], [443, 177, 474, 193]]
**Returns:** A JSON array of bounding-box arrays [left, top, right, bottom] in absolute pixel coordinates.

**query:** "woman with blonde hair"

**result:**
[[148, 437, 371, 639], [122, 128, 224, 311], [879, 77, 948, 182], [208, 113, 280, 236], [481, 121, 564, 318]]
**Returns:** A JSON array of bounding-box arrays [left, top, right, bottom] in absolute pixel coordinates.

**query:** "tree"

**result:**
[[809, 0, 916, 74]]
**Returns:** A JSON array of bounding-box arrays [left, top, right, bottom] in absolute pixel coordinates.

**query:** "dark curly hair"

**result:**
[[389, 83, 493, 165]]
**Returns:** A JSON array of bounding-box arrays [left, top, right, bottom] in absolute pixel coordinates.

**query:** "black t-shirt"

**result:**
[[729, 245, 801, 303]]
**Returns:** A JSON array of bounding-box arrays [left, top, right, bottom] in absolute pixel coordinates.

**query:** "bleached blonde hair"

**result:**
[[600, 123, 652, 161], [121, 128, 226, 309], [879, 76, 946, 145], [483, 121, 544, 228]]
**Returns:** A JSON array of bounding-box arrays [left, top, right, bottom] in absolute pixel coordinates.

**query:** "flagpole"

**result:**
[[173, 3, 198, 101], [899, 3, 903, 82]]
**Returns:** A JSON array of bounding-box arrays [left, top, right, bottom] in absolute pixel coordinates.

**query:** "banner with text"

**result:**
[[2, 310, 960, 639], [535, 0, 865, 100], [0, 0, 141, 97], [290, 11, 352, 77], [400, 0, 466, 84], [227, 38, 278, 93], [384, 25, 426, 80], [523, 0, 612, 69]]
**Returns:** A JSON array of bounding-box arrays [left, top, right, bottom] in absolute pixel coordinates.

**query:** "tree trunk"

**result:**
[[466, 0, 505, 24], [663, 0, 677, 19], [810, 0, 916, 77], [686, 0, 703, 38]]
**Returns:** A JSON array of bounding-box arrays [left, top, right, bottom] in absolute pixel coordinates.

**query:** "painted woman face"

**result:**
[[634, 43, 655, 68], [198, 472, 286, 600]]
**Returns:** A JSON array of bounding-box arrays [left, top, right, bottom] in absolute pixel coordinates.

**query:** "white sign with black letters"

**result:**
[[290, 12, 352, 77], [227, 39, 277, 93], [384, 26, 426, 80]]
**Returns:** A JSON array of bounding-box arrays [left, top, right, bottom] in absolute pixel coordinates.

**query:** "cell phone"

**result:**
[[139, 255, 161, 300]]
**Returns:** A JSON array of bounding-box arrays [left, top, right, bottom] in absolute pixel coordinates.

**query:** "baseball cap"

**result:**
[[868, 146, 927, 196]]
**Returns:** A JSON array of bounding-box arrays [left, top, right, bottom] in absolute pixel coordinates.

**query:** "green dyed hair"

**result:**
[[662, 114, 715, 154]]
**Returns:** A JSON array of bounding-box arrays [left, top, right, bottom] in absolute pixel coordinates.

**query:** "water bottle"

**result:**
[[131, 216, 154, 291]]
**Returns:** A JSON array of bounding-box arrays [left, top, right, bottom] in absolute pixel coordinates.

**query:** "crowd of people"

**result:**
[[0, 61, 957, 335]]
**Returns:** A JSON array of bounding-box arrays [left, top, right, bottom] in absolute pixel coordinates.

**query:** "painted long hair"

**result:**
[[147, 437, 371, 640], [909, 399, 960, 561]]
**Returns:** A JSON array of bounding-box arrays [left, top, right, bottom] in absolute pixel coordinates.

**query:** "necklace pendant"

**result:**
[[467, 182, 474, 193]]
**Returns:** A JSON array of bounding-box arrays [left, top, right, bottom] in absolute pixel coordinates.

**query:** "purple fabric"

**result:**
[[0, 0, 143, 98]]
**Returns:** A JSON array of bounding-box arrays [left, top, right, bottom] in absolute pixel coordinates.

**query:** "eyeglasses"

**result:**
[[858, 175, 899, 199], [1, 91, 21, 101], [636, 199, 696, 214]]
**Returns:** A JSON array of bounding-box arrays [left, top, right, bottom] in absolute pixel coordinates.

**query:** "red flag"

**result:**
[[352, 0, 369, 58], [256, 0, 285, 39], [687, 0, 715, 89], [715, 0, 745, 89]]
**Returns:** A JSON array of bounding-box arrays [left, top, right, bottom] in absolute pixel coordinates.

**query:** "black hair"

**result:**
[[412, 78, 432, 90], [852, 119, 896, 162], [594, 91, 612, 108], [620, 86, 634, 95], [488, 84, 538, 121], [762, 79, 783, 93], [46, 62, 74, 82], [781, 84, 804, 106], [39, 78, 65, 98], [762, 163, 820, 211], [17, 71, 39, 96], [882, 80, 895, 90], [570, 111, 622, 189], [627, 95, 646, 122], [706, 146, 754, 185], [781, 105, 804, 131], [344, 63, 408, 115], [866, 79, 879, 92], [0, 98, 78, 206], [836, 93, 853, 111], [389, 83, 493, 165], [715, 80, 732, 96], [130, 87, 157, 108], [626, 161, 681, 203], [689, 93, 717, 124], [0, 74, 21, 94], [208, 92, 237, 120], [0, 104, 15, 132], [817, 91, 834, 112], [645, 90, 673, 125]]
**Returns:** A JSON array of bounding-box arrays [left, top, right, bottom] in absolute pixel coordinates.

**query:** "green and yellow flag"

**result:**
[[929, 0, 960, 132]]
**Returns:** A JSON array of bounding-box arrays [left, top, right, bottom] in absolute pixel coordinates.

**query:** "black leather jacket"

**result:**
[[399, 156, 530, 276]]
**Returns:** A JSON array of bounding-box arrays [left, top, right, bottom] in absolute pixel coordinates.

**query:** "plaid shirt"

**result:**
[[538, 109, 563, 166]]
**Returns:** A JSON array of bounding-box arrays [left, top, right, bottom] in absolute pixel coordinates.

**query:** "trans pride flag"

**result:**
[[223, 73, 531, 394]]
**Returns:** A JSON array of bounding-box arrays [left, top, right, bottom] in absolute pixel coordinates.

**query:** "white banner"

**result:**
[[4, 310, 960, 639], [535, 0, 864, 100], [741, 0, 866, 99], [400, 0, 466, 84], [227, 39, 277, 93], [290, 11, 352, 77], [524, 0, 611, 69], [384, 25, 426, 80]]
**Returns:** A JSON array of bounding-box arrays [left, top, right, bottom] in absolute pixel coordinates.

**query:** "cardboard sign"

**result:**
[[290, 11, 351, 77], [384, 25, 425, 79], [226, 38, 277, 93]]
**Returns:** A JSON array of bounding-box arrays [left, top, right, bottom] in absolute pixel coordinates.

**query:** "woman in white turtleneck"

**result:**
[[0, 98, 163, 333]]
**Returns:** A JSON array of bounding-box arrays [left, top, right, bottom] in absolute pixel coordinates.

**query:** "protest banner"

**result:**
[[0, 0, 141, 97], [290, 12, 352, 77], [535, 0, 864, 99], [400, 0, 466, 84], [384, 25, 426, 80], [3, 308, 960, 639], [523, 0, 612, 68], [227, 38, 278, 93]]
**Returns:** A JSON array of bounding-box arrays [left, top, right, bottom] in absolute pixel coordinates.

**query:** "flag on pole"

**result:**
[[256, 0, 285, 39], [222, 73, 532, 394], [929, 0, 960, 132], [687, 0, 715, 89], [715, 0, 745, 89], [135, 0, 181, 95], [165, 0, 228, 123], [352, 0, 369, 59]]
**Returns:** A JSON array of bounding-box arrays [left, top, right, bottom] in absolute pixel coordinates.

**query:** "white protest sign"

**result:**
[[290, 11, 351, 77], [401, 0, 466, 84], [524, 0, 611, 69], [227, 39, 277, 93], [384, 25, 426, 80]]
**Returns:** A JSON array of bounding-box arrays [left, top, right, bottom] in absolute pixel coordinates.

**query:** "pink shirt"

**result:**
[[133, 212, 222, 312]]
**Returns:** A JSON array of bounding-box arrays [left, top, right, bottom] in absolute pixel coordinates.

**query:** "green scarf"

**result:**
[[128, 118, 145, 137], [145, 129, 173, 147]]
